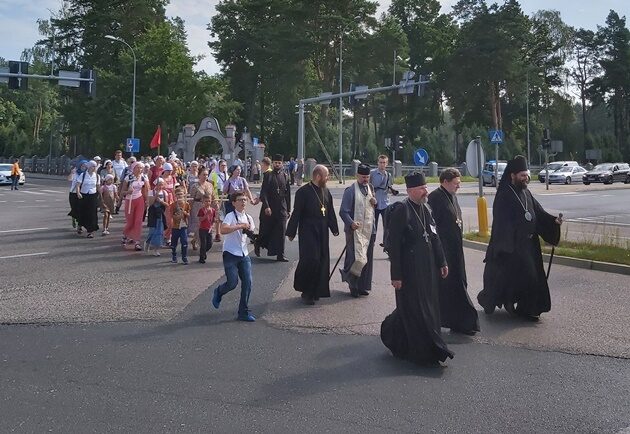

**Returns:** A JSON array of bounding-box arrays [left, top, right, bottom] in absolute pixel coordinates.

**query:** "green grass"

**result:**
[[464, 232, 630, 266], [393, 175, 477, 185]]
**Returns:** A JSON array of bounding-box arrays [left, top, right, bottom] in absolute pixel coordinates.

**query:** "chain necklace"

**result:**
[[439, 187, 463, 230], [310, 182, 326, 216], [508, 185, 532, 221], [407, 199, 430, 243]]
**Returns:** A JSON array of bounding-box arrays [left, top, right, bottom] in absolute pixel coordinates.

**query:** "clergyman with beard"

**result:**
[[477, 155, 563, 321]]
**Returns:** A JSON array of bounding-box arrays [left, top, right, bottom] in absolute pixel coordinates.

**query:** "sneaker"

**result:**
[[153, 250, 161, 257], [134, 243, 143, 251], [103, 230, 110, 235], [102, 231, 107, 237], [171, 258, 177, 264], [86, 233, 94, 238], [77, 228, 83, 235], [237, 313, 256, 322], [121, 236, 128, 245], [182, 259, 189, 265]]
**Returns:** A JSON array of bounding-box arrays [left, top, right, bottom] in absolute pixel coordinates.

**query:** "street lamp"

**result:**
[[105, 35, 137, 155]]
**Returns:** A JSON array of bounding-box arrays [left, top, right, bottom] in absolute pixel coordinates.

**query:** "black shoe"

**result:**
[[483, 305, 495, 315], [358, 289, 369, 296], [301, 293, 315, 305], [379, 243, 384, 247], [254, 243, 260, 257], [504, 302, 516, 314], [349, 289, 360, 298], [276, 255, 289, 262]]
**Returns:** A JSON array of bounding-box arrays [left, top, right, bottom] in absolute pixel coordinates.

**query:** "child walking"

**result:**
[[197, 193, 217, 264], [145, 179, 168, 256], [170, 187, 191, 264], [100, 174, 118, 235]]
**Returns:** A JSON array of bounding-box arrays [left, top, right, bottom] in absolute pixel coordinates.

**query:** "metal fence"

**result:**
[[0, 155, 84, 175]]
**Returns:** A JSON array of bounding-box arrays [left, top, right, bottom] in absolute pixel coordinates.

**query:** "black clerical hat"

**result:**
[[405, 172, 426, 188], [273, 154, 284, 162], [357, 164, 370, 175], [506, 155, 528, 175]]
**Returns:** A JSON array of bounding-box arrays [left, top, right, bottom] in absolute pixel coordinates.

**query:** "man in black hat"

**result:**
[[478, 155, 563, 320], [256, 154, 291, 261], [427, 168, 480, 335], [381, 172, 454, 366], [339, 163, 377, 297]]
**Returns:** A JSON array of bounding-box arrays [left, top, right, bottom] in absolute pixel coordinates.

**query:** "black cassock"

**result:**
[[477, 183, 560, 317], [427, 187, 480, 333], [381, 199, 454, 364], [258, 169, 291, 256], [286, 182, 339, 298]]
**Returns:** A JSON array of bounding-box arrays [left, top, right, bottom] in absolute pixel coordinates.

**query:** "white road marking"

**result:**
[[40, 189, 66, 194], [0, 252, 49, 260], [21, 190, 47, 195], [0, 227, 49, 234], [567, 218, 630, 228]]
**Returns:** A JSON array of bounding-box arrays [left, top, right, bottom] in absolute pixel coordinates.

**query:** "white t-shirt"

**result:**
[[222, 209, 255, 257], [112, 159, 128, 181], [79, 171, 99, 194], [69, 171, 80, 193]]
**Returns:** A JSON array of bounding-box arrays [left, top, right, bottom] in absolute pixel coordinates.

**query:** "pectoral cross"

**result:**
[[423, 231, 430, 243], [321, 206, 326, 216]]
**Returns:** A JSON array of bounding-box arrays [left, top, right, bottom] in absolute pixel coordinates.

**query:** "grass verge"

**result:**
[[464, 232, 630, 266]]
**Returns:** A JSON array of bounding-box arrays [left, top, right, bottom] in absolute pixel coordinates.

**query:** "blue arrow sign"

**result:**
[[126, 138, 140, 153], [414, 148, 430, 166], [489, 129, 504, 144]]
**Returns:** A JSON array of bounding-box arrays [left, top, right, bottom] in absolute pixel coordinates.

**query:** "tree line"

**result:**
[[0, 0, 628, 165]]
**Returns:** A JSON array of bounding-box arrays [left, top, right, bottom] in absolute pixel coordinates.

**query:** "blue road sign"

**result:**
[[126, 138, 140, 153], [489, 129, 504, 144], [414, 148, 430, 166], [253, 137, 259, 146]]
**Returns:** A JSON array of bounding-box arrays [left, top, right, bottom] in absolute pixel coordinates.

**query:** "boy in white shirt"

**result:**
[[211, 192, 256, 322]]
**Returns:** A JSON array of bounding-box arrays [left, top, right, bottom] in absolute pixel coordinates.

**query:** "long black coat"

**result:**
[[258, 169, 291, 256], [427, 187, 479, 332], [380, 199, 454, 364], [477, 183, 560, 316], [286, 183, 339, 298]]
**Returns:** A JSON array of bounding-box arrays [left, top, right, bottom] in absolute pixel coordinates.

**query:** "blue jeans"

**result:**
[[217, 252, 252, 317], [11, 175, 19, 190], [171, 227, 188, 261]]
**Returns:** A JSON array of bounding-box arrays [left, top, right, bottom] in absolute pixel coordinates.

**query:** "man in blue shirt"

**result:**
[[369, 155, 398, 247]]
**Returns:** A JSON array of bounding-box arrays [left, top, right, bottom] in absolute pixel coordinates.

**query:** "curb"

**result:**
[[462, 239, 630, 276]]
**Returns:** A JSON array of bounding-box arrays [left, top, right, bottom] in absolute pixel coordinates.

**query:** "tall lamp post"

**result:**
[[338, 18, 360, 184], [105, 35, 137, 154]]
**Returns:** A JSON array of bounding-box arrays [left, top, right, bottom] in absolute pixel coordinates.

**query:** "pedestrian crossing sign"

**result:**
[[489, 129, 503, 144]]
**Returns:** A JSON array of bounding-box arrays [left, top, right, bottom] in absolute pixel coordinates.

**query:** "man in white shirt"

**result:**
[[211, 192, 256, 322]]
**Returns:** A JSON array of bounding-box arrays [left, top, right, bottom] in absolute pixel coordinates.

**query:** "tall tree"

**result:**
[[571, 29, 602, 146]]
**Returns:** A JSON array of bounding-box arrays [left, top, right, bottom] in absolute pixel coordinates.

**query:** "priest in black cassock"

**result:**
[[381, 172, 454, 366], [427, 168, 480, 335], [339, 163, 377, 297], [255, 154, 291, 262], [286, 165, 339, 305], [478, 155, 563, 320]]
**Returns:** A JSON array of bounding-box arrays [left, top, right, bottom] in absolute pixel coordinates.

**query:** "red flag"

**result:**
[[149, 125, 161, 149]]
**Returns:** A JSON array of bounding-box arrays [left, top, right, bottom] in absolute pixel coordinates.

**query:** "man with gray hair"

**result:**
[[428, 168, 479, 335]]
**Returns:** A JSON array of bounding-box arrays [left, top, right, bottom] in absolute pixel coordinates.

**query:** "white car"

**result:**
[[546, 165, 587, 184], [0, 164, 26, 185]]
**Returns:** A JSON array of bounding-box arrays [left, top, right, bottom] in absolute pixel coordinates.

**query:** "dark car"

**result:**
[[582, 163, 630, 185]]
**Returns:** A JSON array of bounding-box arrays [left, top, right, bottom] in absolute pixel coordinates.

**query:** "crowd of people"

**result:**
[[64, 150, 563, 366]]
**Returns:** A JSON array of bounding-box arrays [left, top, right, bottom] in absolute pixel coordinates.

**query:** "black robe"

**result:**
[[380, 199, 454, 364], [427, 187, 480, 333], [477, 182, 561, 317], [258, 169, 291, 256], [286, 182, 339, 298]]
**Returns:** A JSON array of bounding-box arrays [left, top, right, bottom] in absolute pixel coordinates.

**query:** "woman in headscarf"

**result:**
[[188, 168, 216, 250], [99, 160, 117, 184], [187, 160, 200, 190], [145, 178, 168, 256], [222, 164, 257, 214], [68, 159, 88, 232], [160, 162, 177, 244], [75, 160, 100, 238], [120, 161, 149, 250]]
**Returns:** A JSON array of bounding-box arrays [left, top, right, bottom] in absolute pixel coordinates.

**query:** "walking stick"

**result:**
[[546, 213, 563, 280], [329, 245, 347, 281]]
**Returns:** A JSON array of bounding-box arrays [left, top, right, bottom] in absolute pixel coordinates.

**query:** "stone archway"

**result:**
[[170, 117, 241, 163]]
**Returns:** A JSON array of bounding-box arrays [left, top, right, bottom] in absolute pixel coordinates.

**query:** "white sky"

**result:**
[[0, 0, 627, 75]]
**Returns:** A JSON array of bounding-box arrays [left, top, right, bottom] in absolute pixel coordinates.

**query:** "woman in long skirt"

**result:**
[[145, 179, 167, 256], [121, 162, 149, 250], [75, 160, 100, 238], [68, 160, 87, 231]]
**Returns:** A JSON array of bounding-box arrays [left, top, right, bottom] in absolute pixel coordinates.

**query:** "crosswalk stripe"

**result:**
[[40, 189, 66, 194], [21, 190, 47, 195]]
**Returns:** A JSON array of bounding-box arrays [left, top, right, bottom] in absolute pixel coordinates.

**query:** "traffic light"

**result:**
[[395, 135, 404, 149], [80, 69, 96, 97], [8, 61, 28, 90], [542, 128, 551, 149]]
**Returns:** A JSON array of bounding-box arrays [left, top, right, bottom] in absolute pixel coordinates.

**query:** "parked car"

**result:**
[[0, 164, 26, 185], [482, 160, 507, 187], [582, 163, 630, 185], [538, 161, 579, 183], [547, 165, 587, 184]]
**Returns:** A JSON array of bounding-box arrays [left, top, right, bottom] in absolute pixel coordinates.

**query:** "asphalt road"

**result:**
[[1, 178, 629, 433]]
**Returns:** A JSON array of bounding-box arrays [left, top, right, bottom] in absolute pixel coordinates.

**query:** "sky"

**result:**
[[0, 0, 627, 75]]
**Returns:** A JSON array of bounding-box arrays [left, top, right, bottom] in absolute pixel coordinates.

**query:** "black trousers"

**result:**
[[198, 229, 213, 261]]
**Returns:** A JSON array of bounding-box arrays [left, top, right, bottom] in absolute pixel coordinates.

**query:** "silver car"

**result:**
[[547, 165, 587, 184], [0, 164, 26, 185]]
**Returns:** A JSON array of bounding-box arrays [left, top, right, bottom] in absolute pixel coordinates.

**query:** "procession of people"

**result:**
[[64, 150, 563, 367]]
